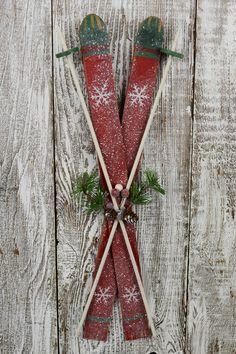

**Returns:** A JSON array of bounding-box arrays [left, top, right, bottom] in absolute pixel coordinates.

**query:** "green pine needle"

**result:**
[[72, 172, 106, 215], [129, 181, 152, 205], [144, 169, 165, 195], [72, 172, 99, 198], [72, 169, 165, 214], [84, 188, 106, 215]]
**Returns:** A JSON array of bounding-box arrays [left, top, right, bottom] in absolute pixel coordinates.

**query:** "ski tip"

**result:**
[[79, 14, 109, 47], [136, 17, 164, 49]]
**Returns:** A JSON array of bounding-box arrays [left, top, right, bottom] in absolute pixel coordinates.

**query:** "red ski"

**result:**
[[79, 14, 153, 341], [122, 17, 164, 174], [56, 9, 183, 343]]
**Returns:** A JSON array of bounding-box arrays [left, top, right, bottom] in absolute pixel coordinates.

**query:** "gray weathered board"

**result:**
[[0, 0, 235, 353]]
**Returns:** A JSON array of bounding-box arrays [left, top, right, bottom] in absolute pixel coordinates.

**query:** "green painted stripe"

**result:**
[[88, 14, 91, 29], [83, 16, 87, 32], [83, 49, 110, 57], [151, 16, 156, 28], [123, 313, 147, 322], [135, 51, 160, 59], [87, 315, 113, 323]]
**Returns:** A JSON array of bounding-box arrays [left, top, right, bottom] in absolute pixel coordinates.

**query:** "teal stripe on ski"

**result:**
[[82, 49, 110, 57], [87, 315, 113, 323], [123, 313, 147, 322]]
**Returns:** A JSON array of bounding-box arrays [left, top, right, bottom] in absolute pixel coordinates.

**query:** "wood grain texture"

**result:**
[[2, 0, 235, 352], [0, 1, 57, 353], [54, 1, 195, 353], [187, 0, 236, 353]]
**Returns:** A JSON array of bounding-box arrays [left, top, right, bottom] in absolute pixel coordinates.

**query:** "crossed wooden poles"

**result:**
[[57, 26, 180, 337]]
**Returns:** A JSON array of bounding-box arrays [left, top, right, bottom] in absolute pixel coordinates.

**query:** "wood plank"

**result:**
[[187, 0, 236, 353], [54, 0, 195, 352], [0, 1, 57, 353]]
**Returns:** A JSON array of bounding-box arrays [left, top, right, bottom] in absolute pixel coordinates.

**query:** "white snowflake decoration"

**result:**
[[128, 84, 149, 107], [91, 80, 112, 107], [123, 285, 140, 304], [94, 286, 113, 304]]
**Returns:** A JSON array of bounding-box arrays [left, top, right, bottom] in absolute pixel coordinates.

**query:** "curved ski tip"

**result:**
[[142, 17, 164, 32], [136, 16, 164, 49], [79, 14, 108, 46], [80, 14, 105, 32]]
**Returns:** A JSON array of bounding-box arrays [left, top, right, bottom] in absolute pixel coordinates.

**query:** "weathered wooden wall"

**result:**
[[0, 1, 57, 353], [187, 1, 236, 353], [0, 0, 235, 353]]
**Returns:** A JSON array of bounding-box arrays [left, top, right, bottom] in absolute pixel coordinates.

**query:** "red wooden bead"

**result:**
[[111, 188, 120, 197], [121, 188, 129, 198]]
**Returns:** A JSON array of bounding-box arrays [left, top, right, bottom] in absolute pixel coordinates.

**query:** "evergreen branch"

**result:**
[[144, 169, 165, 195], [72, 169, 165, 213], [72, 171, 106, 215], [129, 181, 152, 205], [72, 172, 99, 198], [84, 187, 106, 215]]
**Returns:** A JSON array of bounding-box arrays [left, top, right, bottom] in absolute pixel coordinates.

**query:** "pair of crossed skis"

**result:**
[[57, 14, 183, 338]]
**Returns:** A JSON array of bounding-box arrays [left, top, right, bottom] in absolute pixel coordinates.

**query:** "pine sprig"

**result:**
[[144, 169, 165, 195], [72, 169, 165, 213], [85, 188, 106, 214], [72, 172, 106, 215], [129, 181, 152, 205], [72, 172, 99, 197], [129, 169, 165, 206]]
